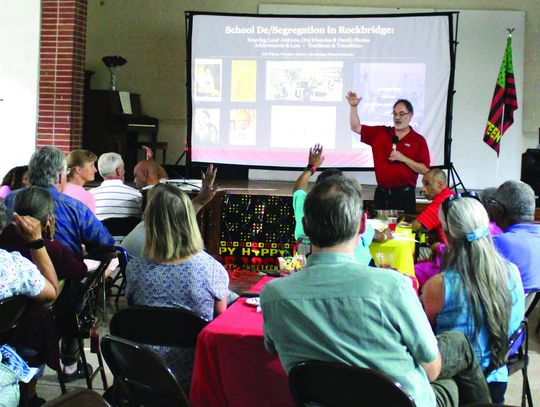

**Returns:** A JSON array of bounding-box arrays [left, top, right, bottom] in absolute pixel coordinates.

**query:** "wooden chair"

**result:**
[[288, 360, 416, 407]]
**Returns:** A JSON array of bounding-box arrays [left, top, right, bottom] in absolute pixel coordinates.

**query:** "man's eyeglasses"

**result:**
[[391, 112, 410, 117], [441, 191, 481, 223]]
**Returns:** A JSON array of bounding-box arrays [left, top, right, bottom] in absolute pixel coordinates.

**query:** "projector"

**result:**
[[162, 179, 203, 191]]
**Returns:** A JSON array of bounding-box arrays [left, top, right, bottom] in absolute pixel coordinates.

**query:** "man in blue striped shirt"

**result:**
[[4, 146, 114, 258]]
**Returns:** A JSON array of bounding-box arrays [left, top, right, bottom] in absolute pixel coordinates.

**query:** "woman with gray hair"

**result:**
[[0, 186, 89, 381], [422, 195, 525, 403], [125, 183, 228, 391]]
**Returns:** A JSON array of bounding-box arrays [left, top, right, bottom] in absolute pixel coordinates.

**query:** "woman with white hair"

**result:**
[[125, 183, 228, 390], [422, 195, 525, 403]]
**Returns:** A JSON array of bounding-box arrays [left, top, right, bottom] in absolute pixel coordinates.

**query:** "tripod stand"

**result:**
[[446, 163, 467, 193]]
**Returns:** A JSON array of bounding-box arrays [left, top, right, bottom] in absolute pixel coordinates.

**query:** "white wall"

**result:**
[[0, 0, 40, 179], [85, 0, 540, 189]]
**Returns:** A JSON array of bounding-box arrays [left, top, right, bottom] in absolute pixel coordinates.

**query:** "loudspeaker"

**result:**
[[521, 149, 540, 205]]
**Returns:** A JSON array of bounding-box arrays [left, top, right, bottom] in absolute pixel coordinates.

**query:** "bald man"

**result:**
[[412, 169, 453, 243], [133, 160, 167, 190]]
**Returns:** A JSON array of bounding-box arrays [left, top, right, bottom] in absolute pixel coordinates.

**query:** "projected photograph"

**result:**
[[229, 109, 256, 146], [270, 106, 336, 149], [266, 61, 343, 102], [231, 60, 257, 102], [194, 59, 222, 101], [194, 108, 220, 144]]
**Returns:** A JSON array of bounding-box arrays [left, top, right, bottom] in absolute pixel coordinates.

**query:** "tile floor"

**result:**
[[36, 297, 540, 406]]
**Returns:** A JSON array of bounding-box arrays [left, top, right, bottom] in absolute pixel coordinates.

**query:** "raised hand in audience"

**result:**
[[192, 164, 218, 213]]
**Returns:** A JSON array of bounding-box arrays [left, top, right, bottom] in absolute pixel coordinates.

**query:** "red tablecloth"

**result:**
[[190, 276, 294, 407]]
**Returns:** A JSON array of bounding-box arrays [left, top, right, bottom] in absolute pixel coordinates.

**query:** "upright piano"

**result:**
[[83, 90, 159, 181]]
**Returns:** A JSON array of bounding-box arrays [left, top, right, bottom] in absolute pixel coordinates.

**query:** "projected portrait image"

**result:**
[[266, 61, 344, 102], [231, 60, 257, 102], [229, 109, 256, 146], [194, 108, 220, 145], [194, 59, 222, 101]]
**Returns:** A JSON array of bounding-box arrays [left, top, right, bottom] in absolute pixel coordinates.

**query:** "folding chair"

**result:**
[[485, 321, 533, 407], [101, 335, 190, 407], [109, 305, 208, 348], [107, 306, 208, 397], [289, 360, 416, 407], [110, 246, 130, 305], [0, 295, 28, 343], [54, 251, 116, 391], [101, 216, 141, 244]]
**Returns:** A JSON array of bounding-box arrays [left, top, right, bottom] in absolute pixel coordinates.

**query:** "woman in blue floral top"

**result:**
[[126, 183, 228, 390]]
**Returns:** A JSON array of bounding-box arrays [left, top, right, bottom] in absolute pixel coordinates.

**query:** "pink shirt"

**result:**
[[0, 185, 11, 199], [63, 182, 96, 213]]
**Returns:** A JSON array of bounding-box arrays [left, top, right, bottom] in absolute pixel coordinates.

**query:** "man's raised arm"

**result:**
[[346, 91, 363, 134]]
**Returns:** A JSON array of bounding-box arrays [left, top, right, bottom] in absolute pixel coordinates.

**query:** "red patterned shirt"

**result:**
[[417, 187, 454, 242]]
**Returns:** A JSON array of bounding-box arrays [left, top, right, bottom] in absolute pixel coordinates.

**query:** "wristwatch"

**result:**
[[27, 239, 45, 250]]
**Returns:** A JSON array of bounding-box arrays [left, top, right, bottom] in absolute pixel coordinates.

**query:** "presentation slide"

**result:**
[[188, 13, 452, 169]]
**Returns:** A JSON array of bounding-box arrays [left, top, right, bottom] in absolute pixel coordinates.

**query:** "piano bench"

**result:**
[[138, 142, 168, 165]]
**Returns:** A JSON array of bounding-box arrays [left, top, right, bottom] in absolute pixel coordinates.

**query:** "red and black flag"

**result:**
[[483, 36, 518, 155]]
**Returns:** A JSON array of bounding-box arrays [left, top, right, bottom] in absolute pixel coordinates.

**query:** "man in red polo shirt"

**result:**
[[412, 169, 454, 244], [347, 91, 430, 214]]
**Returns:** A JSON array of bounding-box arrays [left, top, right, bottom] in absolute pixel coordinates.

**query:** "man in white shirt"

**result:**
[[91, 153, 142, 221]]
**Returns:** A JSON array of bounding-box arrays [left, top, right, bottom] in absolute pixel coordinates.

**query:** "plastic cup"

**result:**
[[388, 216, 398, 231], [375, 252, 395, 269]]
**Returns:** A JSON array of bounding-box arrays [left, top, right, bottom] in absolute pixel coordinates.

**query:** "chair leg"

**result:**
[[102, 274, 107, 322], [96, 346, 109, 390], [522, 368, 533, 407], [57, 370, 67, 394], [78, 335, 93, 389], [114, 270, 126, 305]]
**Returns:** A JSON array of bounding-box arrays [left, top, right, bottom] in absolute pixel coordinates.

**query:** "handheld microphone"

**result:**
[[392, 135, 399, 151]]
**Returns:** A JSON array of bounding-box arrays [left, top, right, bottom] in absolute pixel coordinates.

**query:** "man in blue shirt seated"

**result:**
[[261, 176, 491, 407], [4, 146, 114, 258], [292, 144, 390, 264], [491, 180, 540, 293]]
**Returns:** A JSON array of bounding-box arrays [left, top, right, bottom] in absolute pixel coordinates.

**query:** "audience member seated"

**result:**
[[413, 169, 454, 286], [0, 201, 60, 406], [413, 169, 454, 243], [4, 146, 114, 258], [0, 186, 91, 382], [133, 159, 167, 191], [0, 165, 29, 199], [260, 176, 491, 407], [422, 196, 525, 403], [125, 183, 228, 391], [490, 180, 540, 293], [293, 144, 390, 264], [479, 188, 503, 236], [122, 165, 217, 257], [62, 150, 98, 213], [90, 152, 142, 221]]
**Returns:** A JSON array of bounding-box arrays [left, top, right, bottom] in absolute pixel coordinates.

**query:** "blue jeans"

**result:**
[[432, 331, 492, 406]]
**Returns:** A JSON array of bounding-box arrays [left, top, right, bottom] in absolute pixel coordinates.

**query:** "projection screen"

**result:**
[[187, 12, 455, 169]]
